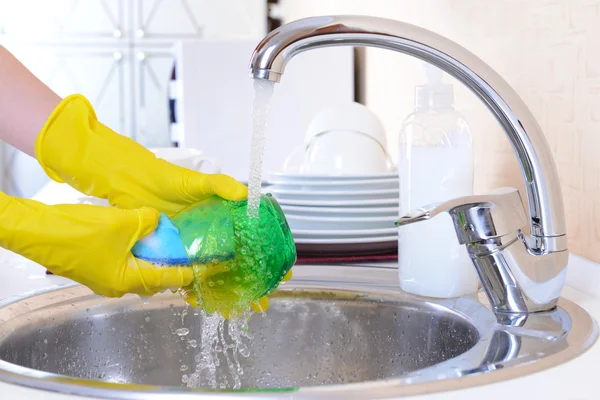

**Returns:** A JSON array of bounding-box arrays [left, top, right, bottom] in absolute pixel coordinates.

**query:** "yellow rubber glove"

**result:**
[[35, 94, 247, 217], [34, 94, 291, 311], [0, 191, 192, 297]]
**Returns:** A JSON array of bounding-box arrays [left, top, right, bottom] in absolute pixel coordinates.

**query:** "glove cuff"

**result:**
[[35, 94, 98, 184]]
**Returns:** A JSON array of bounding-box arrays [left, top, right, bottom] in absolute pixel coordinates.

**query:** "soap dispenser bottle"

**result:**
[[397, 62, 479, 298]]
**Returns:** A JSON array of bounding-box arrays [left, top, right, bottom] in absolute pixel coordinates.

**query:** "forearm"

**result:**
[[0, 46, 61, 157]]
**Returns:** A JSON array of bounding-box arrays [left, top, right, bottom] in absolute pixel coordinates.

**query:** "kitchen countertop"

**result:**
[[0, 250, 598, 399]]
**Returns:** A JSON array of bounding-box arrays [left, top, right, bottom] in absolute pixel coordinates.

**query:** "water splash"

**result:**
[[247, 80, 275, 218], [182, 309, 253, 390]]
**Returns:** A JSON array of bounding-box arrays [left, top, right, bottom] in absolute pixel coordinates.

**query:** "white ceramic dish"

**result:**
[[276, 197, 399, 207], [292, 227, 397, 237], [286, 214, 396, 230], [302, 102, 393, 175], [281, 205, 398, 217], [305, 102, 387, 147], [303, 130, 393, 175], [268, 178, 399, 191], [270, 172, 398, 181], [270, 188, 399, 201], [293, 235, 398, 244]]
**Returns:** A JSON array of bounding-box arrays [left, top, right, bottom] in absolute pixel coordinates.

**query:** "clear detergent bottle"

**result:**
[[397, 62, 478, 298]]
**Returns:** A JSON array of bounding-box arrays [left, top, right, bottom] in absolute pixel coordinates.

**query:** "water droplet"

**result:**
[[175, 328, 190, 336], [145, 317, 151, 323], [239, 347, 250, 357], [180, 365, 189, 372]]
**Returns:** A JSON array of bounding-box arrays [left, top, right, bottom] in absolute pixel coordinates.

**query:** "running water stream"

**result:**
[[246, 80, 276, 217], [183, 79, 276, 389]]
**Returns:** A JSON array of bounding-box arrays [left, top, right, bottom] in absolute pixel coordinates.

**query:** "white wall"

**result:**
[[281, 0, 600, 262]]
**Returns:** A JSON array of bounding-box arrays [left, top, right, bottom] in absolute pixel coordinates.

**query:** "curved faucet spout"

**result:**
[[249, 15, 567, 254]]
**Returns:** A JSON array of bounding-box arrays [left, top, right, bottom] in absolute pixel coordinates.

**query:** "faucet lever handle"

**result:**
[[396, 187, 528, 244]]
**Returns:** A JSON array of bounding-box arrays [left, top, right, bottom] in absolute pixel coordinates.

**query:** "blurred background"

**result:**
[[0, 0, 598, 262]]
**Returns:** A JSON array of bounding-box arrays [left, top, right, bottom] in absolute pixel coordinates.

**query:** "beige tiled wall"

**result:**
[[281, 0, 600, 262]]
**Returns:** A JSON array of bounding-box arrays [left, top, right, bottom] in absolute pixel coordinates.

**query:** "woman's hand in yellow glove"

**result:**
[[35, 95, 247, 217], [0, 191, 192, 297]]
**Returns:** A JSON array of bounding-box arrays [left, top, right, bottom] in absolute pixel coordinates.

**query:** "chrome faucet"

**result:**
[[249, 16, 568, 317]]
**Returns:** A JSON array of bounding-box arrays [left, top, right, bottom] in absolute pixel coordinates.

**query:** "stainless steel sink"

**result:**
[[0, 265, 596, 399]]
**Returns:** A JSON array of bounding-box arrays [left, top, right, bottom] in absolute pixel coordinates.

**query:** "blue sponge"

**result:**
[[132, 213, 190, 266]]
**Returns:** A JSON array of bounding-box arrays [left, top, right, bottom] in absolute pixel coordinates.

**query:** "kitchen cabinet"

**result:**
[[132, 48, 175, 147], [0, 0, 125, 39], [4, 43, 133, 136], [132, 0, 266, 40], [0, 0, 267, 197]]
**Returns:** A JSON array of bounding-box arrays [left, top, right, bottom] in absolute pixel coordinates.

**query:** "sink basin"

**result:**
[[0, 265, 596, 399]]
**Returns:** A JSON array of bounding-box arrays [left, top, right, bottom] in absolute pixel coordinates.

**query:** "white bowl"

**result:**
[[305, 102, 387, 148], [302, 131, 394, 175], [280, 145, 304, 174]]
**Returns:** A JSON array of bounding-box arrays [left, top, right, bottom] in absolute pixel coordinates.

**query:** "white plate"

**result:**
[[267, 178, 398, 191], [269, 188, 398, 201], [281, 205, 398, 217], [270, 172, 398, 181], [277, 197, 398, 207], [287, 214, 396, 230], [294, 235, 398, 244], [292, 227, 397, 237]]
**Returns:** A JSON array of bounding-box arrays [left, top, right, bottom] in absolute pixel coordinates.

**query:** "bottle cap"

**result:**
[[415, 63, 454, 109]]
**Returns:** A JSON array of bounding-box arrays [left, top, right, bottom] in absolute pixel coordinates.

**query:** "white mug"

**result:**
[[150, 147, 221, 174]]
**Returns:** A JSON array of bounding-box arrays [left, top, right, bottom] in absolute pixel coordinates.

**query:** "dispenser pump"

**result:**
[[415, 63, 454, 109]]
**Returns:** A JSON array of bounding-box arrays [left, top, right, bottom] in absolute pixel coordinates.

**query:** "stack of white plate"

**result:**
[[267, 172, 399, 256]]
